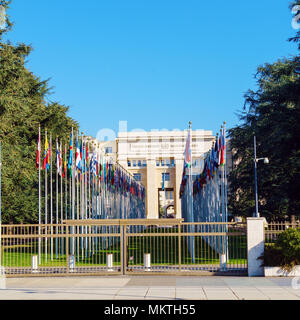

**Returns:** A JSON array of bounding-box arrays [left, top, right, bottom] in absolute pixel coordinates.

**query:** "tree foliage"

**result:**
[[228, 55, 300, 219], [228, 3, 300, 220], [0, 2, 78, 223]]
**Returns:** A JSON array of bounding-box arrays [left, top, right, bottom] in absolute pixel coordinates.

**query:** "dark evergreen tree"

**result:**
[[0, 1, 79, 223], [228, 57, 300, 219]]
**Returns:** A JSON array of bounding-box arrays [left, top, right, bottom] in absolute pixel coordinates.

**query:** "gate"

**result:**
[[0, 219, 247, 277]]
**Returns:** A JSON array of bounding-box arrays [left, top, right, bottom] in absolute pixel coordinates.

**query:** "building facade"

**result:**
[[116, 130, 215, 219]]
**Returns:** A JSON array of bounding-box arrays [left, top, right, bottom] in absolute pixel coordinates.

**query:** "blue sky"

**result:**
[[5, 0, 299, 138]]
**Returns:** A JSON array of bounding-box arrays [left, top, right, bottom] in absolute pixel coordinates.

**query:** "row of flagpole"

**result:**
[[36, 126, 146, 262], [179, 122, 228, 259], [179, 122, 228, 221]]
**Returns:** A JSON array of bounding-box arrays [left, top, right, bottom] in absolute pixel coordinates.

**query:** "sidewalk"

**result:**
[[0, 276, 299, 300]]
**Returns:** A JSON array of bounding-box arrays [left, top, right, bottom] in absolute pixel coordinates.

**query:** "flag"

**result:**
[[179, 129, 192, 198], [184, 130, 192, 168], [56, 141, 62, 176], [36, 128, 41, 169], [85, 142, 89, 170], [80, 140, 83, 173], [214, 138, 219, 170], [75, 137, 82, 174], [62, 147, 67, 178], [42, 135, 50, 171], [220, 128, 226, 166], [68, 131, 73, 170]]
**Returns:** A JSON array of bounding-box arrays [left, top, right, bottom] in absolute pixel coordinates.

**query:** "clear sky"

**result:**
[[4, 0, 299, 139]]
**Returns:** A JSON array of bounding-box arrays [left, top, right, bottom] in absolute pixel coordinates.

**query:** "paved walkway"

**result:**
[[0, 276, 300, 300]]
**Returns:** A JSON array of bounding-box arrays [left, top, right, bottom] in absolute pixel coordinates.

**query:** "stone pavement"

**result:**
[[0, 276, 299, 300]]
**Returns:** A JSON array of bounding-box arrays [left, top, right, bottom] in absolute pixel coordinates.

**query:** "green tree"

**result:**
[[0, 1, 78, 223], [228, 2, 300, 220], [228, 56, 300, 219]]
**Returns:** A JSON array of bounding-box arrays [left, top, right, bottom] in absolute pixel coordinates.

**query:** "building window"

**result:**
[[162, 173, 170, 181], [127, 160, 131, 167], [143, 160, 147, 167], [156, 160, 160, 167], [171, 159, 175, 167], [132, 160, 136, 167], [166, 159, 170, 167], [133, 173, 141, 181], [164, 190, 173, 200], [138, 160, 142, 167], [161, 160, 165, 166], [105, 147, 112, 154]]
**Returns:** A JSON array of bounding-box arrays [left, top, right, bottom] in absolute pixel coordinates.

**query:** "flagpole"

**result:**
[[223, 122, 229, 263], [38, 126, 41, 265], [50, 134, 53, 261], [0, 141, 2, 268], [64, 143, 68, 257], [189, 121, 193, 221], [60, 141, 63, 256], [56, 136, 59, 259], [76, 132, 79, 261], [45, 130, 48, 263], [71, 127, 75, 256]]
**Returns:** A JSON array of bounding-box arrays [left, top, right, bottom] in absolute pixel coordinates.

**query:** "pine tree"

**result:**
[[0, 1, 79, 223]]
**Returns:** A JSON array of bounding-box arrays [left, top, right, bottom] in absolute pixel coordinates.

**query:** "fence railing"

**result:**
[[264, 222, 300, 245], [0, 220, 247, 276]]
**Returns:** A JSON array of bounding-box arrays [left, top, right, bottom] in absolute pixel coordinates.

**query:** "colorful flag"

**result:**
[[56, 141, 62, 176], [75, 137, 82, 174], [214, 138, 219, 170], [42, 135, 50, 171], [36, 128, 41, 169], [62, 146, 66, 178], [220, 128, 226, 166], [68, 131, 73, 170]]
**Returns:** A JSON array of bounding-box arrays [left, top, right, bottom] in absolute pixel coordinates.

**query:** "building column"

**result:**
[[146, 158, 158, 219], [174, 158, 184, 219]]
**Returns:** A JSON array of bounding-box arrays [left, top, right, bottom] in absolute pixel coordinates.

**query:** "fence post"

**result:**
[[247, 218, 264, 277], [66, 225, 69, 274], [178, 223, 182, 272], [120, 224, 126, 275]]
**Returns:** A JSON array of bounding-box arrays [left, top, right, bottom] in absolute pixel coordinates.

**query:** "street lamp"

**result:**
[[253, 136, 269, 218]]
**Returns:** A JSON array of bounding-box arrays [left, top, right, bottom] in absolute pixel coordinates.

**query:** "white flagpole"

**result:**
[[56, 137, 59, 259], [50, 134, 53, 261], [189, 121, 193, 222], [223, 122, 229, 262], [71, 128, 75, 256], [60, 141, 63, 256], [64, 143, 68, 257], [45, 130, 48, 264], [38, 126, 41, 265], [76, 133, 79, 261], [0, 141, 2, 268]]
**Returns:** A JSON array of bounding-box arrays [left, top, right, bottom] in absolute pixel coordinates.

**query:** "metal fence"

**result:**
[[0, 220, 247, 277], [264, 222, 300, 245]]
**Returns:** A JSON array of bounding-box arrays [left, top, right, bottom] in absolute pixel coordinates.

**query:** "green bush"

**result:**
[[260, 228, 300, 271]]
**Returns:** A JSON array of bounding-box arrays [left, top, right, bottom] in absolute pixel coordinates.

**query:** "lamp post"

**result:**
[[253, 136, 269, 218]]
